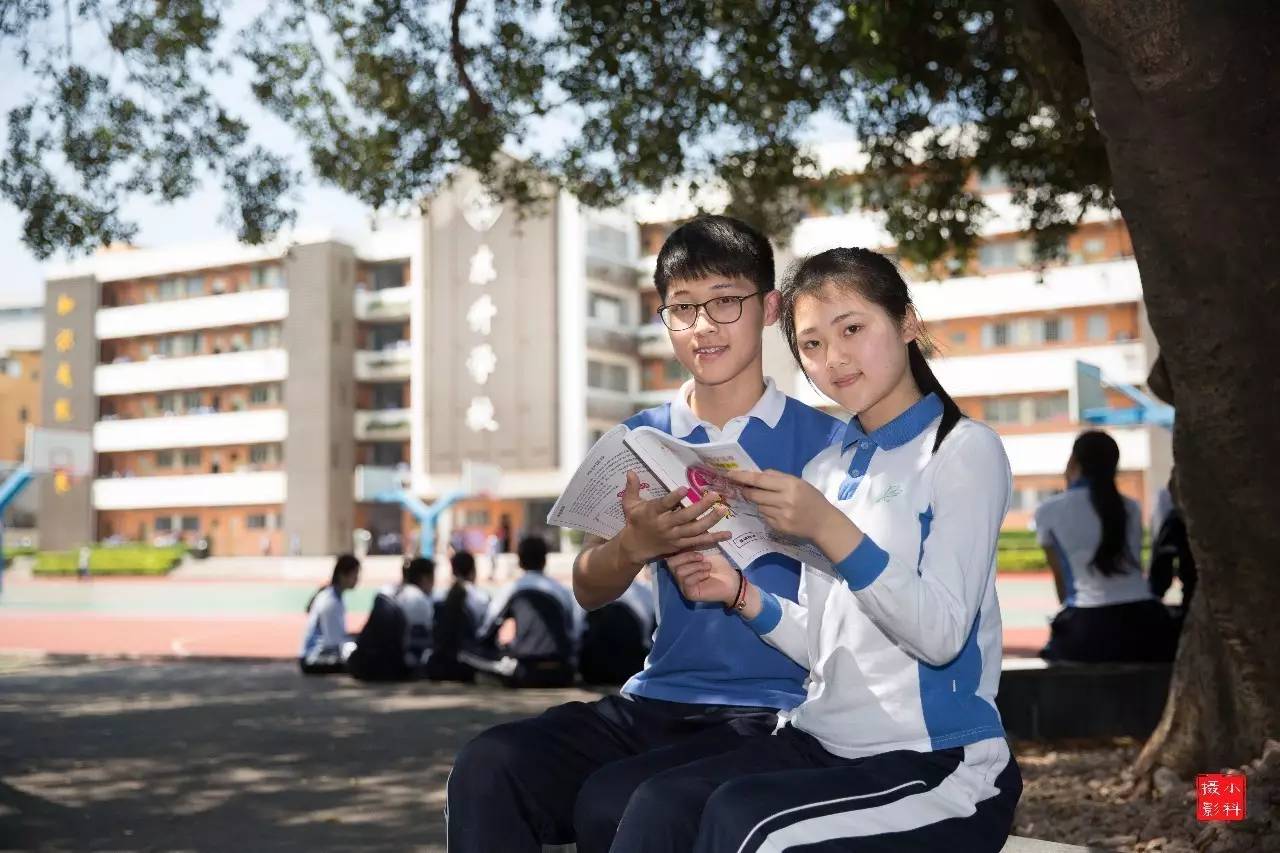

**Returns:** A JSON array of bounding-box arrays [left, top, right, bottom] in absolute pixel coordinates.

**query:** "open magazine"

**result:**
[[547, 425, 832, 572]]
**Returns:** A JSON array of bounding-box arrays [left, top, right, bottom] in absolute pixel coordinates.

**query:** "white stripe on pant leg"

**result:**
[[752, 739, 1009, 853], [734, 781, 928, 853]]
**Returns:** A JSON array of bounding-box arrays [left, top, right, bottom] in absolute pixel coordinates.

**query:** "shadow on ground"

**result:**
[[0, 657, 605, 851]]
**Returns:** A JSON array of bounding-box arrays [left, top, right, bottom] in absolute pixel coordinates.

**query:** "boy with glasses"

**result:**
[[446, 215, 842, 852]]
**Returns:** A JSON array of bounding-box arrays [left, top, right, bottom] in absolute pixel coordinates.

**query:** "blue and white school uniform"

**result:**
[[446, 378, 843, 853], [1035, 484, 1175, 662], [611, 395, 1022, 853], [299, 586, 352, 666]]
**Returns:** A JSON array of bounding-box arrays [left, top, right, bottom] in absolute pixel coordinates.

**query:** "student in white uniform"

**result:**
[[393, 557, 436, 667], [299, 554, 361, 675], [1035, 430, 1177, 662], [610, 247, 1021, 853]]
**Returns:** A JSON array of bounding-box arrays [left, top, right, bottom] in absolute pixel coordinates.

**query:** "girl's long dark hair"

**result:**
[[1071, 431, 1134, 576], [305, 553, 361, 612], [780, 247, 963, 452]]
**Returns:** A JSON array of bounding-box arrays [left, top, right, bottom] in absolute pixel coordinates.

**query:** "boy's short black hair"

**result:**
[[450, 550, 476, 582], [403, 556, 435, 586], [654, 215, 775, 302], [517, 534, 549, 572]]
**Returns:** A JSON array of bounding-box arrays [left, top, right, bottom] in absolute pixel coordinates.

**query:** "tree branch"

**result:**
[[450, 0, 492, 118]]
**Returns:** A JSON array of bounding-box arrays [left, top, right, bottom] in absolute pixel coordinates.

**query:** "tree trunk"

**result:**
[[1053, 0, 1280, 775]]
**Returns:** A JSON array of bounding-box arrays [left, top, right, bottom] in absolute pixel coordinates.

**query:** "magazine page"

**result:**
[[623, 426, 833, 572], [545, 425, 671, 540]]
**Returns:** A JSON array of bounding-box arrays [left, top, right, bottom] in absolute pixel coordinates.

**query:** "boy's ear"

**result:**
[[762, 290, 782, 327]]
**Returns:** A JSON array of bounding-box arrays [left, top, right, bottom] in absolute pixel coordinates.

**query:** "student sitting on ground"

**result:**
[[348, 556, 437, 682], [393, 557, 436, 668], [299, 554, 360, 675], [578, 573, 655, 685], [470, 535, 580, 688], [1036, 430, 1177, 662], [425, 551, 488, 682]]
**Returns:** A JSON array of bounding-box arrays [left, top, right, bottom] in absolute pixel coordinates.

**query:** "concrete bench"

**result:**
[[997, 657, 1172, 740]]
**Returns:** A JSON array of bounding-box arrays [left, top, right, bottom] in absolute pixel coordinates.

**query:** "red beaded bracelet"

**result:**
[[727, 571, 749, 613]]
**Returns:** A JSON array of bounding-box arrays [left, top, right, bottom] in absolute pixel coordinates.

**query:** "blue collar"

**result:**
[[842, 393, 944, 451]]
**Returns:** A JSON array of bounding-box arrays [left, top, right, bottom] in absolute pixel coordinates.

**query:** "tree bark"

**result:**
[[1053, 0, 1280, 775]]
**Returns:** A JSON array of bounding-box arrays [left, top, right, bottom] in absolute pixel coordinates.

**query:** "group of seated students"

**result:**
[[298, 535, 656, 687]]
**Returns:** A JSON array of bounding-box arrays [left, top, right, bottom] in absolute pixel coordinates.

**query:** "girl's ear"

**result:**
[[902, 306, 923, 345], [762, 290, 783, 327]]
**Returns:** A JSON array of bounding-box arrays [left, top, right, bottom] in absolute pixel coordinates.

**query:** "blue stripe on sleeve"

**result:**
[[743, 589, 783, 634], [835, 535, 891, 591]]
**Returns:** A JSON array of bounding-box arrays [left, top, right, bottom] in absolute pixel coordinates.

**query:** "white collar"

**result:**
[[669, 376, 786, 439]]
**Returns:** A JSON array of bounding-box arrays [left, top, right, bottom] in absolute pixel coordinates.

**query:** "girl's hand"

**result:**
[[666, 550, 740, 607], [726, 469, 836, 541]]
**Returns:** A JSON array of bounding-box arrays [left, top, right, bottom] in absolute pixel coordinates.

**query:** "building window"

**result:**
[[1087, 313, 1108, 341], [949, 331, 967, 346], [249, 445, 275, 465], [18, 406, 27, 423], [1034, 394, 1070, 422], [1083, 237, 1107, 257], [663, 359, 687, 382], [155, 450, 175, 468], [181, 515, 200, 532], [588, 360, 630, 393], [463, 509, 490, 527], [185, 276, 205, 297], [370, 262, 405, 291], [250, 324, 279, 350], [370, 383, 405, 410], [371, 443, 403, 466], [183, 391, 203, 411], [984, 322, 1011, 348], [589, 292, 626, 326], [982, 398, 1024, 425], [978, 239, 1033, 270], [249, 385, 271, 405], [251, 265, 284, 289], [155, 516, 174, 532], [1043, 317, 1062, 343], [181, 449, 201, 467], [246, 514, 268, 529], [586, 223, 630, 260]]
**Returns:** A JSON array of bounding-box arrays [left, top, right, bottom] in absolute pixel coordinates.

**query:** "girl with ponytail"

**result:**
[[609, 248, 1021, 853], [1034, 430, 1177, 663]]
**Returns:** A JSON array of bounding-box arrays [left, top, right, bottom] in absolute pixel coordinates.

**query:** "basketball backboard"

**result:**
[[25, 426, 93, 476]]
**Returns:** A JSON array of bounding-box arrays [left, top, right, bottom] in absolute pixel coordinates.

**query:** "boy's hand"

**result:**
[[666, 550, 740, 606], [617, 471, 732, 565], [726, 469, 835, 541]]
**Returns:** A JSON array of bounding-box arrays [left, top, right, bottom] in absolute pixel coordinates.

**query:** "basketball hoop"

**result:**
[[25, 426, 93, 491]]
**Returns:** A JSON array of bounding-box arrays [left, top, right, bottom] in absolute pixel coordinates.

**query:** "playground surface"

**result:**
[[0, 555, 1058, 659], [0, 655, 604, 850]]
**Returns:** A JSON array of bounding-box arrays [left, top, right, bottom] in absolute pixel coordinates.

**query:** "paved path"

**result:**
[[0, 656, 604, 850]]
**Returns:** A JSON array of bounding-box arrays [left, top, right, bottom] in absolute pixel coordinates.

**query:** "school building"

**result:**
[[32, 168, 1169, 554], [34, 175, 644, 555]]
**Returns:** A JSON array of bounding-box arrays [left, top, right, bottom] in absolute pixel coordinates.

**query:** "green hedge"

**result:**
[[3, 546, 37, 559], [33, 545, 185, 576]]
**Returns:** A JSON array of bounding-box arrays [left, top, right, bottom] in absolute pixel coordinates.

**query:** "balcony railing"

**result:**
[[355, 285, 412, 320]]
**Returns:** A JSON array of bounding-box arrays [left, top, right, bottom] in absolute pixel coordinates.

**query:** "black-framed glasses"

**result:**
[[657, 292, 765, 331]]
